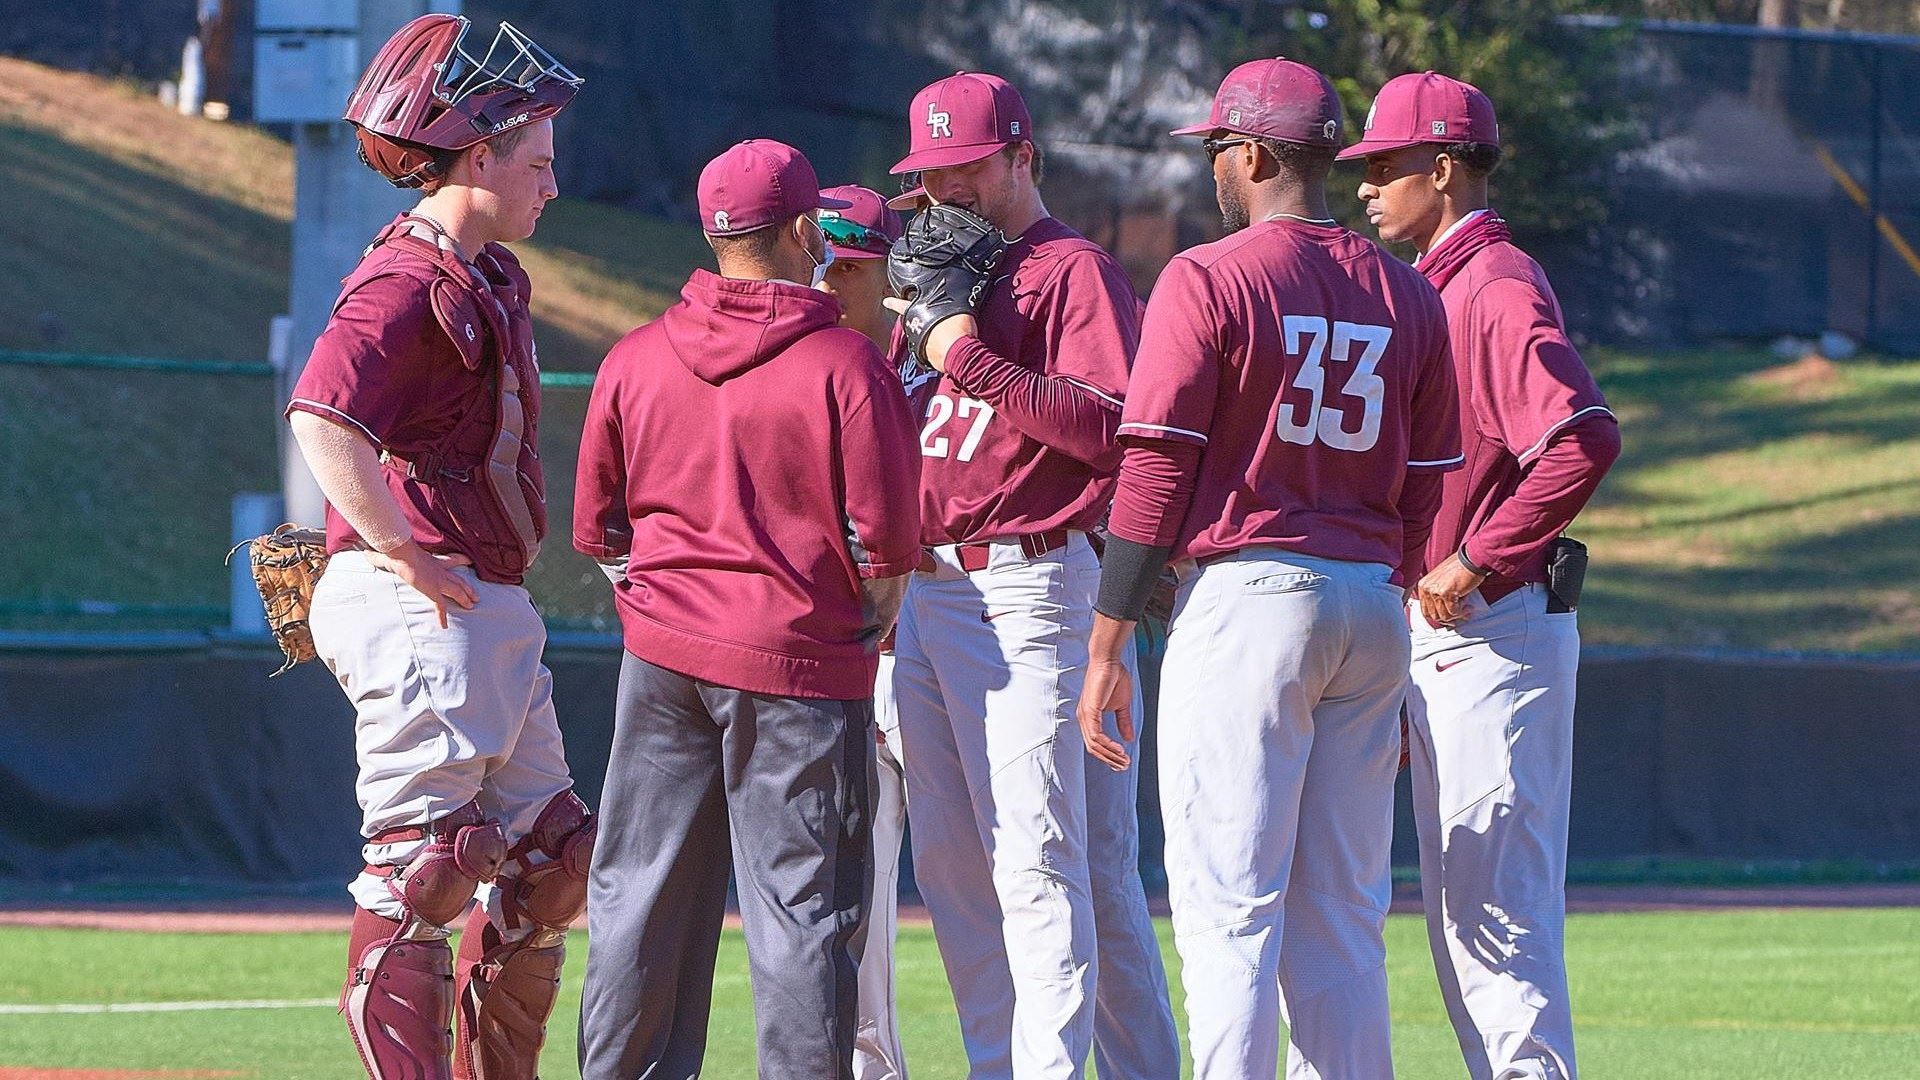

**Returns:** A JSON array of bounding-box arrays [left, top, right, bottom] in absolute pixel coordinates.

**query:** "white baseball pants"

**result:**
[[863, 631, 1179, 1080], [1407, 584, 1580, 1080], [307, 550, 573, 923], [892, 534, 1100, 1080], [855, 651, 911, 1080], [1158, 549, 1407, 1080]]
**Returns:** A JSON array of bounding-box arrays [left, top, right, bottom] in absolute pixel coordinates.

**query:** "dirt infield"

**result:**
[[2, 883, 1915, 934]]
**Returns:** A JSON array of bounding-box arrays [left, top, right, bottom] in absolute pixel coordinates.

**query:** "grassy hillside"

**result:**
[[2, 58, 1917, 651], [0, 56, 709, 368]]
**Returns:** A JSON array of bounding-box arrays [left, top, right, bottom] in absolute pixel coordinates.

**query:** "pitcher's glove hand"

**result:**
[[228, 523, 330, 676], [887, 204, 1007, 366]]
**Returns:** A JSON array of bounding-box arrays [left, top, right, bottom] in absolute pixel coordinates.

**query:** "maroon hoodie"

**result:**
[[574, 270, 922, 700]]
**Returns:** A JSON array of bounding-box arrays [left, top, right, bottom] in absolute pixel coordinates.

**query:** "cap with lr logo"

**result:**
[[928, 101, 952, 139]]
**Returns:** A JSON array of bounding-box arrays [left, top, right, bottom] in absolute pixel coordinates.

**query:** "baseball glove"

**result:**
[[887, 204, 1007, 366], [228, 523, 331, 676]]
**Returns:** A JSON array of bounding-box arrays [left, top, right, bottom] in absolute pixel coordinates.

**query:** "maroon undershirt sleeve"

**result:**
[[941, 335, 1123, 471], [1108, 439, 1204, 548], [1395, 469, 1445, 587], [1463, 414, 1623, 577]]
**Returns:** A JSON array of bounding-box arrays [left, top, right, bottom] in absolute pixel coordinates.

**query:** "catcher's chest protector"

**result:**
[[336, 217, 547, 579]]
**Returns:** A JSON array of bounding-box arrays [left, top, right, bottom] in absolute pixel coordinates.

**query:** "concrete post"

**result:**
[[229, 492, 286, 635]]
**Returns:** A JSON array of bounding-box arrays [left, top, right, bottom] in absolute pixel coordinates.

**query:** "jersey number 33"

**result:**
[[1277, 316, 1390, 453]]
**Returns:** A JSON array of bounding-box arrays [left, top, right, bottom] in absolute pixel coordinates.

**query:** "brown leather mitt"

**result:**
[[230, 523, 330, 676]]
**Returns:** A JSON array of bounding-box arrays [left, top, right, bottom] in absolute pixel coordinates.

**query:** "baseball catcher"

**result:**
[[283, 15, 592, 1080]]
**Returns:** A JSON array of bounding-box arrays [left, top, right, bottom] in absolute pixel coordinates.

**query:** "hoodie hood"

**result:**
[[661, 269, 844, 384]]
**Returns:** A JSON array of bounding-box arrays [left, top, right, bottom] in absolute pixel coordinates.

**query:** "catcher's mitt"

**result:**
[[887, 204, 1007, 366], [228, 523, 331, 676]]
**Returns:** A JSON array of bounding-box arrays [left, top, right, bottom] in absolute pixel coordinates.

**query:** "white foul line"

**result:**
[[0, 997, 337, 1015]]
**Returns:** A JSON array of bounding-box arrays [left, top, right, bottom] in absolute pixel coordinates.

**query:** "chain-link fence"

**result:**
[[1545, 18, 1920, 354]]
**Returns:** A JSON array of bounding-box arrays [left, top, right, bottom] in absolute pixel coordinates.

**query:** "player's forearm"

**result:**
[[1394, 468, 1445, 586], [288, 411, 412, 552], [1087, 608, 1138, 663], [941, 336, 1121, 469], [1466, 416, 1621, 575]]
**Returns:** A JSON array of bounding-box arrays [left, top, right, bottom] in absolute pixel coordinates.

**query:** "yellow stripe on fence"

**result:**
[[1814, 144, 1920, 282]]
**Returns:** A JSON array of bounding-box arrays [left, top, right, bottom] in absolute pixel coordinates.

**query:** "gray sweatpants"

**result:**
[[578, 652, 875, 1080]]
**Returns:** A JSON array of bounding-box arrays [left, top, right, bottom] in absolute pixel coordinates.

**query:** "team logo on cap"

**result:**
[[1009, 121, 1021, 135], [1322, 119, 1338, 140], [1432, 120, 1448, 135], [1365, 101, 1378, 131], [712, 210, 730, 231], [928, 102, 952, 140], [1227, 108, 1242, 126]]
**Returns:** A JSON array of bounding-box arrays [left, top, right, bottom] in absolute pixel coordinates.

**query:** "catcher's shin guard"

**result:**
[[343, 908, 457, 1080], [345, 803, 507, 1080], [453, 791, 595, 1080]]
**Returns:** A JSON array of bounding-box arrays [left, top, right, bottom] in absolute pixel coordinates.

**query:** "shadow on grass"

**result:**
[[0, 124, 288, 362]]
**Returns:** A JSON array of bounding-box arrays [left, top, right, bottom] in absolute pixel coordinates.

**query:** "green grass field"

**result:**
[[2, 910, 1916, 1078]]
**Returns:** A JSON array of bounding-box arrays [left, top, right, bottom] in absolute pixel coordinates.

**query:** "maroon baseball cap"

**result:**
[[818, 185, 902, 260], [698, 139, 852, 236], [1337, 71, 1499, 160], [1171, 58, 1343, 148], [890, 72, 1033, 175]]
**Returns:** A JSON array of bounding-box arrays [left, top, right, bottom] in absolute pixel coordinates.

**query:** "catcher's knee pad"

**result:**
[[342, 907, 456, 1080], [451, 792, 592, 1080], [501, 789, 594, 934], [371, 802, 509, 929]]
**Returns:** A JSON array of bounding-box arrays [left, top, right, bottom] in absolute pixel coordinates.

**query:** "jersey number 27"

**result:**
[[921, 395, 996, 461], [1276, 316, 1390, 452]]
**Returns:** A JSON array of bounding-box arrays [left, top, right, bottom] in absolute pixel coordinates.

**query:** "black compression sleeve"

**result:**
[[1096, 536, 1175, 621]]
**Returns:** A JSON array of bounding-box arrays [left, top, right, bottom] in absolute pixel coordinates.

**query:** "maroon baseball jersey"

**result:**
[[915, 217, 1137, 544], [574, 270, 922, 701], [287, 223, 545, 584], [1419, 212, 1616, 594], [1118, 219, 1461, 566]]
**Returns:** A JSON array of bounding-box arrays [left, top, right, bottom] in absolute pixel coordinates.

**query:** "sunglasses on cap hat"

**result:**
[[819, 215, 892, 256]]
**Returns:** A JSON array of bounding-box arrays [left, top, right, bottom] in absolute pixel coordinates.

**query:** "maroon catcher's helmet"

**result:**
[[344, 14, 582, 189]]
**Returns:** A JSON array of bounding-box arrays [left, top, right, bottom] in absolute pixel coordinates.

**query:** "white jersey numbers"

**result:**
[[921, 394, 996, 462], [1276, 316, 1390, 452]]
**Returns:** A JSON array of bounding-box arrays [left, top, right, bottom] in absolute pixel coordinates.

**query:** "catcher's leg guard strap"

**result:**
[[343, 907, 456, 1080], [452, 792, 592, 1080], [371, 801, 509, 928]]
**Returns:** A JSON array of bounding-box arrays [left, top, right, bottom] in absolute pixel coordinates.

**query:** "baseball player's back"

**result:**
[[1123, 218, 1456, 568], [1084, 57, 1461, 1080]]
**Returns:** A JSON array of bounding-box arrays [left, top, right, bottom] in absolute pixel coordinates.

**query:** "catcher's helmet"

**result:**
[[344, 14, 582, 189]]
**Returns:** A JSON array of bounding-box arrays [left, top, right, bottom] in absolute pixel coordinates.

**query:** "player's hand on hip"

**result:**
[[1076, 656, 1135, 772], [370, 540, 477, 628], [1416, 552, 1486, 629]]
